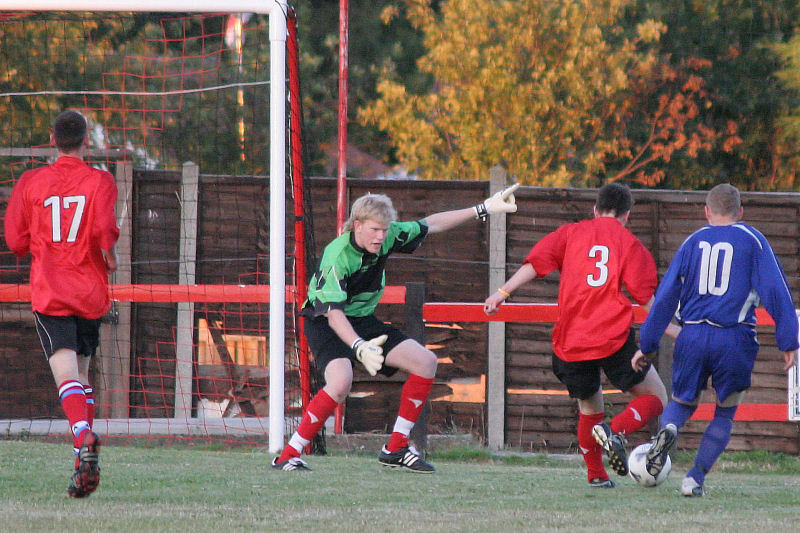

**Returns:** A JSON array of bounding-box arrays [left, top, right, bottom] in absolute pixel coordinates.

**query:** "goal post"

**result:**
[[0, 1, 290, 452], [790, 310, 800, 421]]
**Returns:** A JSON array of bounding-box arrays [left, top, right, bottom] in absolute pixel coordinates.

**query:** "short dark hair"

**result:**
[[595, 182, 633, 217], [706, 183, 741, 218], [53, 110, 87, 152]]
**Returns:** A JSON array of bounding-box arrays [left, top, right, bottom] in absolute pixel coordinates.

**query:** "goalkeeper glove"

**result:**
[[474, 183, 520, 220], [351, 334, 388, 376]]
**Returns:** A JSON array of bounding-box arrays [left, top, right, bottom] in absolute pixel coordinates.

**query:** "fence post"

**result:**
[[174, 161, 199, 419], [406, 282, 429, 455], [487, 166, 508, 451], [97, 160, 133, 418]]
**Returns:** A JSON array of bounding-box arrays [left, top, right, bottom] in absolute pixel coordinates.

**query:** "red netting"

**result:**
[[0, 11, 312, 449]]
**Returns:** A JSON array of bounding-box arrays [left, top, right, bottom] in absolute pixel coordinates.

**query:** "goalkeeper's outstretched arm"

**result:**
[[423, 183, 520, 233]]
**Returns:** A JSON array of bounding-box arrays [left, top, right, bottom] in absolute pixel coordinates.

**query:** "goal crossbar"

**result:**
[[0, 1, 279, 13]]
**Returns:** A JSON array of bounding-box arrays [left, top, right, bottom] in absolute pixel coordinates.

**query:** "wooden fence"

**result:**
[[309, 174, 800, 454], [1, 166, 798, 454]]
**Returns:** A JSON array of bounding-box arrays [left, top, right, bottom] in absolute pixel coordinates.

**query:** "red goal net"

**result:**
[[0, 9, 316, 449]]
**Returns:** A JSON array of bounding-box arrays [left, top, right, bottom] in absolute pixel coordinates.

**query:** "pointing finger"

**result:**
[[501, 183, 520, 199]]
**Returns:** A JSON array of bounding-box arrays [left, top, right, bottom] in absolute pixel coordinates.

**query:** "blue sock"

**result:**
[[688, 405, 736, 485], [660, 400, 696, 431]]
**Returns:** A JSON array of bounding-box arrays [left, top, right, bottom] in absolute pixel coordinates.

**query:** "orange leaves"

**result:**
[[606, 52, 741, 186], [361, 1, 748, 187]]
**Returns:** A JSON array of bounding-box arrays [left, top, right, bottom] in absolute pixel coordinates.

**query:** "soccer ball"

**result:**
[[627, 442, 671, 487]]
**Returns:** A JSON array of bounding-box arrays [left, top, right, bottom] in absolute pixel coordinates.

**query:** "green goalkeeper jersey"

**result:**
[[303, 220, 429, 318]]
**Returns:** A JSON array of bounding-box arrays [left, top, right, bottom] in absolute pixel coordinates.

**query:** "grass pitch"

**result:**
[[1, 440, 798, 532]]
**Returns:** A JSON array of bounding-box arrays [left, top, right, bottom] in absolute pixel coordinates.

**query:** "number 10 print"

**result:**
[[698, 241, 733, 296]]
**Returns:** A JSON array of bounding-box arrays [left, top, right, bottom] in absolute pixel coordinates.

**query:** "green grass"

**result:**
[[2, 440, 799, 532]]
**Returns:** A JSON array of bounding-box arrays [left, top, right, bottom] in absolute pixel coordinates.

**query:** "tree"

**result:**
[[773, 32, 800, 185], [602, 56, 742, 187], [294, 0, 428, 177], [360, 0, 732, 186], [0, 13, 267, 177], [637, 1, 800, 190]]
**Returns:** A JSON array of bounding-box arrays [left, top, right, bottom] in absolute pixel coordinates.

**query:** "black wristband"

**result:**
[[474, 202, 488, 221]]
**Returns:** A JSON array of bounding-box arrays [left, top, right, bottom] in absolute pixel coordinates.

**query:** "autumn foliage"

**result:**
[[360, 0, 743, 187]]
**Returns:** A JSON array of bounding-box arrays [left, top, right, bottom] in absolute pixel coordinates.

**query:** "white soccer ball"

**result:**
[[628, 442, 671, 487]]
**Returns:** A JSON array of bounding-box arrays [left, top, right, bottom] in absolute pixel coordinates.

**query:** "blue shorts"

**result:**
[[672, 323, 759, 404]]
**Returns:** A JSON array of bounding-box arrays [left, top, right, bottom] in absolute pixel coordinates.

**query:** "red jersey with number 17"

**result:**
[[4, 156, 120, 318], [525, 216, 657, 362]]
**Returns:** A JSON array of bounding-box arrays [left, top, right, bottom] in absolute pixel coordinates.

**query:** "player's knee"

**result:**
[[423, 348, 437, 374], [714, 404, 737, 421], [324, 379, 352, 403], [409, 348, 436, 378], [655, 387, 668, 409], [323, 360, 354, 401], [717, 390, 742, 409]]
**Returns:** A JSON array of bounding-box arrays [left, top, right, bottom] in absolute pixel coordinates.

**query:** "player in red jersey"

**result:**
[[484, 183, 679, 487], [4, 110, 120, 498]]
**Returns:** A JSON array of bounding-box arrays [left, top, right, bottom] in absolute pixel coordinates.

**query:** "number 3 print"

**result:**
[[587, 245, 609, 287]]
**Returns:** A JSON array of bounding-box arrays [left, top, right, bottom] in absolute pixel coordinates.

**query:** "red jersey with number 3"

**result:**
[[525, 216, 657, 362], [4, 156, 120, 318]]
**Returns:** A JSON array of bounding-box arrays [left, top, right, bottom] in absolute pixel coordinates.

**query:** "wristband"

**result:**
[[350, 337, 365, 353], [497, 288, 511, 297], [474, 202, 488, 220]]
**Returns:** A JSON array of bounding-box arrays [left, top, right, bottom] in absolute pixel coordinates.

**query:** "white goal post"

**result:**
[[790, 310, 800, 421], [790, 363, 800, 421], [0, 0, 289, 452]]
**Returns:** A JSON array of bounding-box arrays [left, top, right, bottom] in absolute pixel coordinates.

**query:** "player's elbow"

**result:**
[[5, 237, 29, 258]]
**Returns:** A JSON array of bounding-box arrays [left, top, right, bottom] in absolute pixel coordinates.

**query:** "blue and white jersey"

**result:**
[[640, 222, 799, 354]]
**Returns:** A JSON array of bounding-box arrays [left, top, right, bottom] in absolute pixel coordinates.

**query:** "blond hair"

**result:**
[[342, 193, 397, 232], [706, 183, 741, 218]]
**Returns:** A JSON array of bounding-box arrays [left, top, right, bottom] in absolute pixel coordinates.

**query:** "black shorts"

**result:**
[[304, 314, 409, 378], [551, 329, 650, 400], [34, 312, 102, 360]]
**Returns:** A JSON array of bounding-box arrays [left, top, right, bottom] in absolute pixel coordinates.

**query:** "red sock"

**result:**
[[278, 389, 338, 463], [386, 374, 434, 452], [58, 380, 89, 448], [610, 394, 663, 436], [83, 386, 95, 428], [578, 412, 606, 482]]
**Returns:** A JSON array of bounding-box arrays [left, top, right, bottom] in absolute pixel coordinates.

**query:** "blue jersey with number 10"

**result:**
[[640, 223, 799, 354]]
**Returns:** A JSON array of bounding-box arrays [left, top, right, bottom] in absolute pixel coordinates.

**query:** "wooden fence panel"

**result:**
[[2, 175, 799, 453]]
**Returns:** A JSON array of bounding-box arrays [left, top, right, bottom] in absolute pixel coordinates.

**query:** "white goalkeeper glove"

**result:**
[[474, 183, 520, 220], [351, 334, 388, 376]]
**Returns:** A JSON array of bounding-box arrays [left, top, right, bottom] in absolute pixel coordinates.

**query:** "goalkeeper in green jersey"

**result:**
[[272, 185, 519, 472]]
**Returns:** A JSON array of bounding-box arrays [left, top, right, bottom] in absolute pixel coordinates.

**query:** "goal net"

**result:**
[[0, 3, 315, 453]]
